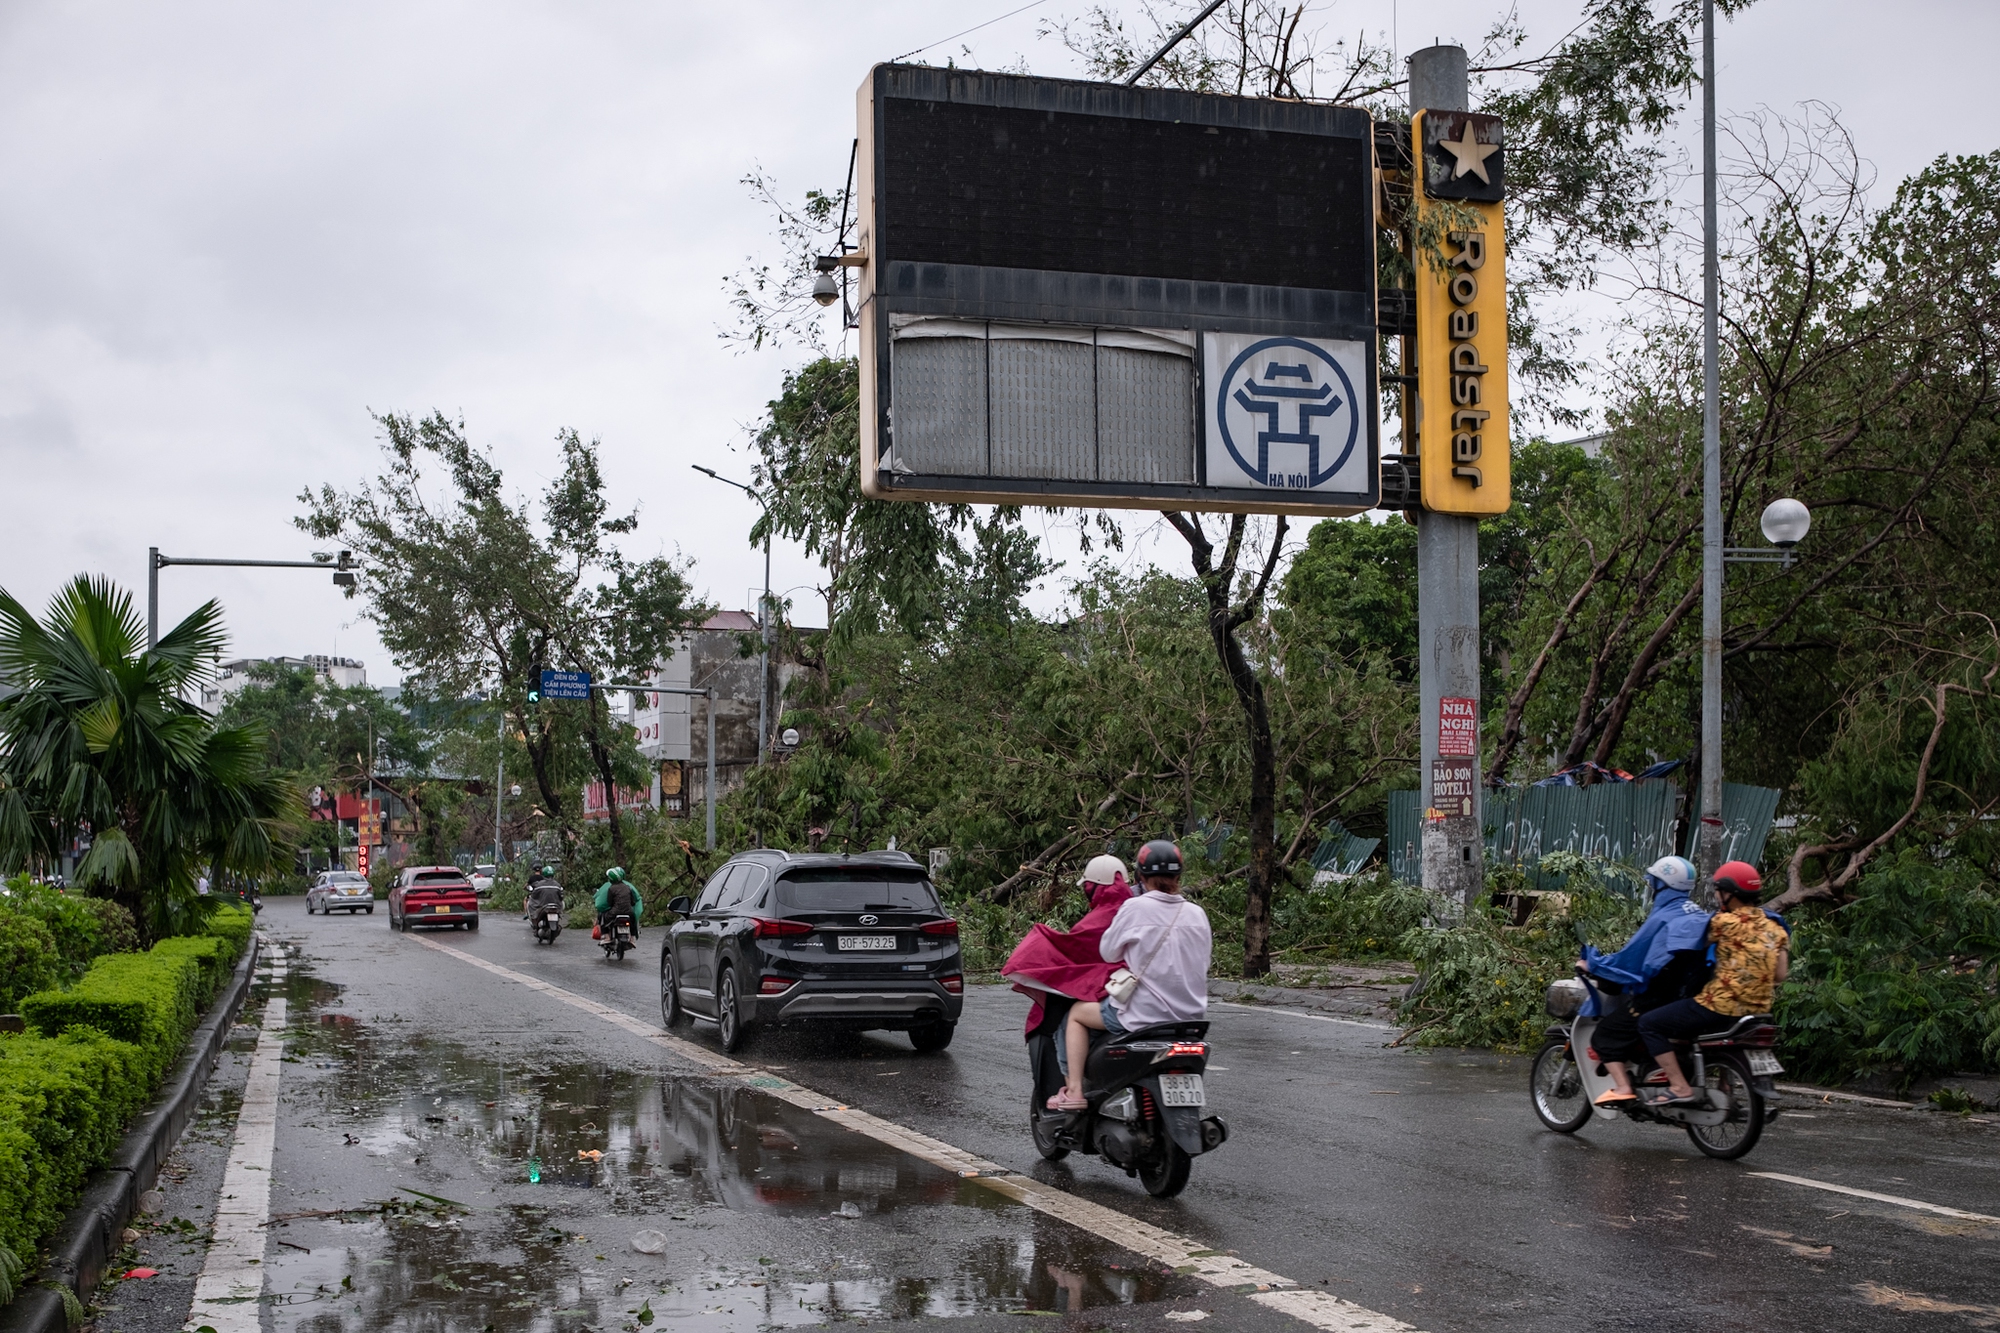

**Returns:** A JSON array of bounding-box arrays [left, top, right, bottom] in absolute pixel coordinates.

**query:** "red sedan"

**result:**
[[389, 867, 480, 931]]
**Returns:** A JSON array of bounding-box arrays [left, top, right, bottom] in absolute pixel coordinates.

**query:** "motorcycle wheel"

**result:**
[[1139, 1137, 1192, 1198], [660, 953, 687, 1027], [716, 965, 750, 1052], [1685, 1053, 1765, 1160], [1530, 1038, 1593, 1133], [1029, 1091, 1070, 1161]]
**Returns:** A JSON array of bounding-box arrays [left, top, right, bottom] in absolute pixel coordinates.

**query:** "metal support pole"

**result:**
[[1410, 44, 1485, 915], [493, 705, 506, 869], [705, 687, 717, 852], [147, 547, 160, 650], [758, 531, 772, 765], [1697, 0, 1725, 886]]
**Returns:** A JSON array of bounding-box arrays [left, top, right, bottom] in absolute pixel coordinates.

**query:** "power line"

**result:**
[[890, 0, 1042, 64]]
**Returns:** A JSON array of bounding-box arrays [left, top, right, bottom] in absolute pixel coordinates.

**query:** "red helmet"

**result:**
[[1713, 861, 1763, 902]]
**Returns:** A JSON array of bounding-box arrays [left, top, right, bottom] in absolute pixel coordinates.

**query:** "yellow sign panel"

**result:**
[[1412, 109, 1510, 515]]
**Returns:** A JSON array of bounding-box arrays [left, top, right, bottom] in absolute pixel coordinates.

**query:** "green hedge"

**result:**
[[0, 1029, 151, 1259], [0, 879, 141, 1011], [1, 909, 256, 1279], [19, 953, 203, 1084]]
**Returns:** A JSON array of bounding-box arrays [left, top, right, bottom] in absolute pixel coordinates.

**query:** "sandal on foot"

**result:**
[[1593, 1089, 1638, 1106], [1649, 1089, 1703, 1107], [1045, 1090, 1088, 1113]]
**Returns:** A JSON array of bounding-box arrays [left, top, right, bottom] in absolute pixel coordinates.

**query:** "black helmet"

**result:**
[[1135, 839, 1184, 878]]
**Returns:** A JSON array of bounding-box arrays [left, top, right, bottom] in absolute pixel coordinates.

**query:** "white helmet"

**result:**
[[1644, 856, 1696, 895], [1078, 854, 1128, 888]]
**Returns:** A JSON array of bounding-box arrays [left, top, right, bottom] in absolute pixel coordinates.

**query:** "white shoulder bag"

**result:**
[[1104, 899, 1183, 1008]]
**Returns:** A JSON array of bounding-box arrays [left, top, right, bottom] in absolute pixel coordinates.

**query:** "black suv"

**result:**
[[659, 850, 964, 1053]]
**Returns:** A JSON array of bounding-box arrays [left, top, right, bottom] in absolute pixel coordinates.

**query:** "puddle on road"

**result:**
[[260, 952, 1193, 1330]]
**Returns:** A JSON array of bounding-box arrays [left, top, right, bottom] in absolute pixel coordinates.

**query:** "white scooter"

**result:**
[[1530, 973, 1783, 1160]]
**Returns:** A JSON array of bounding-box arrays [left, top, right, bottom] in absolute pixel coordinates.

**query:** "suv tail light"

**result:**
[[940, 974, 963, 994], [759, 976, 798, 994], [920, 919, 960, 938], [752, 917, 812, 938]]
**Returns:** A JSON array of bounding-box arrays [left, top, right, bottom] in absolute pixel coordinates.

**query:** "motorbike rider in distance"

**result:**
[[1575, 855, 1711, 1107], [526, 864, 564, 924], [594, 866, 642, 936], [1046, 840, 1212, 1114]]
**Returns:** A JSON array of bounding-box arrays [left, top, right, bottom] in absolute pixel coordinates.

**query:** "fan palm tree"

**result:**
[[0, 576, 295, 941]]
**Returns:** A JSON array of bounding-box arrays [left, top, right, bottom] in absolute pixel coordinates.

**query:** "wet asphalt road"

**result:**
[[106, 899, 2000, 1333]]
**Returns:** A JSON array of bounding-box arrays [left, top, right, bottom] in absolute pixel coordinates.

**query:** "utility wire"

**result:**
[[890, 0, 1043, 63]]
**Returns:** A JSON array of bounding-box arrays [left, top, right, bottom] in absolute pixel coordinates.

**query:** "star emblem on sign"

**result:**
[[1440, 120, 1499, 183]]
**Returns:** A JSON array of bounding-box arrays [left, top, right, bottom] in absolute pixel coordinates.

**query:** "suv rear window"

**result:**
[[775, 870, 940, 912]]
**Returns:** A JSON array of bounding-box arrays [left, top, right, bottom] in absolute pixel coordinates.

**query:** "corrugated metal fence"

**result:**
[[1385, 780, 1781, 888]]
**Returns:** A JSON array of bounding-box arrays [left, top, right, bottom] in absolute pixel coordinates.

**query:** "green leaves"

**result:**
[[0, 577, 294, 940]]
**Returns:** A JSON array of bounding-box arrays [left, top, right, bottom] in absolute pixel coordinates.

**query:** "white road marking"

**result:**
[[1771, 1084, 1917, 1109], [1748, 1172, 2000, 1224], [186, 939, 287, 1333], [412, 934, 1420, 1333], [1212, 999, 1392, 1031]]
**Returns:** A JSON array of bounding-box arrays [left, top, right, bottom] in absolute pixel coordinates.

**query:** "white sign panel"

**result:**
[[1203, 333, 1372, 494]]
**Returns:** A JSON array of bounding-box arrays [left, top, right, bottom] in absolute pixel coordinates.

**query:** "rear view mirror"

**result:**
[[668, 896, 693, 916]]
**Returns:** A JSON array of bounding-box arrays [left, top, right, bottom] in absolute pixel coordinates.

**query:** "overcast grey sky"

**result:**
[[3, 1, 1994, 684]]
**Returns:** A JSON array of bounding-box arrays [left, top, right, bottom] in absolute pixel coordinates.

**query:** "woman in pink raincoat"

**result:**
[[1001, 855, 1133, 1034]]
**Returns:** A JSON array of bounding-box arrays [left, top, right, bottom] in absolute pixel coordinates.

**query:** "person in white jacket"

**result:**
[[1047, 839, 1212, 1112]]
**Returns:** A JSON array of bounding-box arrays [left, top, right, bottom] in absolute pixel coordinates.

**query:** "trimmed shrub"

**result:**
[[150, 937, 232, 1005], [19, 952, 203, 1083], [198, 904, 255, 961], [0, 878, 139, 991], [0, 909, 63, 1014], [0, 1029, 152, 1260]]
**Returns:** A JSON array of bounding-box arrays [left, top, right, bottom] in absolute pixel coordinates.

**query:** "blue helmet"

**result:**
[[1644, 855, 1696, 899]]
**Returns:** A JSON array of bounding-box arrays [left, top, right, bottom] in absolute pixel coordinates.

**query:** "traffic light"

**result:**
[[526, 688, 540, 705]]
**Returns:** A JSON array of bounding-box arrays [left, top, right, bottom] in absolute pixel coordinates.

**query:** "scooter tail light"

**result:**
[[1167, 1042, 1208, 1057], [940, 974, 963, 994], [752, 917, 812, 938], [919, 919, 960, 937], [759, 976, 798, 994]]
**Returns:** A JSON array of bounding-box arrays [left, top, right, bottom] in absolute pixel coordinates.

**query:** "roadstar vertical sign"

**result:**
[[1412, 110, 1510, 515]]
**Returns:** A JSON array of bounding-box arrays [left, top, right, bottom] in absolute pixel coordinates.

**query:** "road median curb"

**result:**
[[0, 933, 263, 1333]]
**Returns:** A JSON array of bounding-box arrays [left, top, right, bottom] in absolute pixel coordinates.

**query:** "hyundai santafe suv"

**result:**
[[659, 850, 962, 1053]]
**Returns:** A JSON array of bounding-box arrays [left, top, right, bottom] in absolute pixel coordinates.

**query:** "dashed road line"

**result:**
[[412, 933, 1421, 1333], [185, 940, 287, 1333], [1748, 1172, 2000, 1224]]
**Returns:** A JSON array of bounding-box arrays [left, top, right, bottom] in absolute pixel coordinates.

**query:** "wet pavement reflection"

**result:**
[[263, 961, 1193, 1330]]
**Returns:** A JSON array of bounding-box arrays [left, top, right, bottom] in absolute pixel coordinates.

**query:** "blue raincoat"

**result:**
[[1579, 887, 1712, 1016]]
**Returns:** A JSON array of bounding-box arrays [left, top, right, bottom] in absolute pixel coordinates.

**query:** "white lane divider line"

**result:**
[[186, 939, 288, 1333], [1212, 1000, 1392, 1031], [1748, 1172, 2000, 1224], [411, 934, 1421, 1333]]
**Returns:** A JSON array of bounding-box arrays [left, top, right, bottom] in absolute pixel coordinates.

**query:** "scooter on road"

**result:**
[[599, 912, 635, 962], [1026, 995, 1228, 1198], [1531, 973, 1783, 1159]]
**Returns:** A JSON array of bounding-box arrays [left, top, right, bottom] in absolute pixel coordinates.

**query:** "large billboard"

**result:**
[[854, 65, 1381, 516]]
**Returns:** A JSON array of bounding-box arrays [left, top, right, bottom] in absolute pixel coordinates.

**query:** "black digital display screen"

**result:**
[[879, 96, 1373, 293]]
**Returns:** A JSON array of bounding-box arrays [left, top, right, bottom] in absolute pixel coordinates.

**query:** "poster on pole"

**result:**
[[1438, 696, 1479, 756]]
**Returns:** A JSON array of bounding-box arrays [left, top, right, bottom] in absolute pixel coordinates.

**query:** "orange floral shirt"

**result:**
[[1695, 906, 1789, 1016]]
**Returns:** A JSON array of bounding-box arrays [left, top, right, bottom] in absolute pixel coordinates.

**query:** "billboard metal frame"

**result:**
[[855, 64, 1382, 517]]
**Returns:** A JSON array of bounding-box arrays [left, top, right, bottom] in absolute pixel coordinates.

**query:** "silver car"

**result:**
[[307, 871, 376, 915]]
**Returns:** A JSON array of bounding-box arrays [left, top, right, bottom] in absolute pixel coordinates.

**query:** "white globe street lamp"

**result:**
[[1759, 497, 1811, 549]]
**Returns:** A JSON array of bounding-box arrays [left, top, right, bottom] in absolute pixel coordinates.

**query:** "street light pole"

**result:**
[[493, 703, 506, 869], [691, 465, 772, 765], [1697, 0, 1725, 884], [146, 549, 357, 650]]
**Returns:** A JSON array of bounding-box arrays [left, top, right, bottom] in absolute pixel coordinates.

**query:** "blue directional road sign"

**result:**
[[539, 669, 592, 701]]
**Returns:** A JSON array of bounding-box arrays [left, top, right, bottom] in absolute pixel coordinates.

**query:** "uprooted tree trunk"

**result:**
[[1766, 672, 1986, 913], [1165, 511, 1288, 978]]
